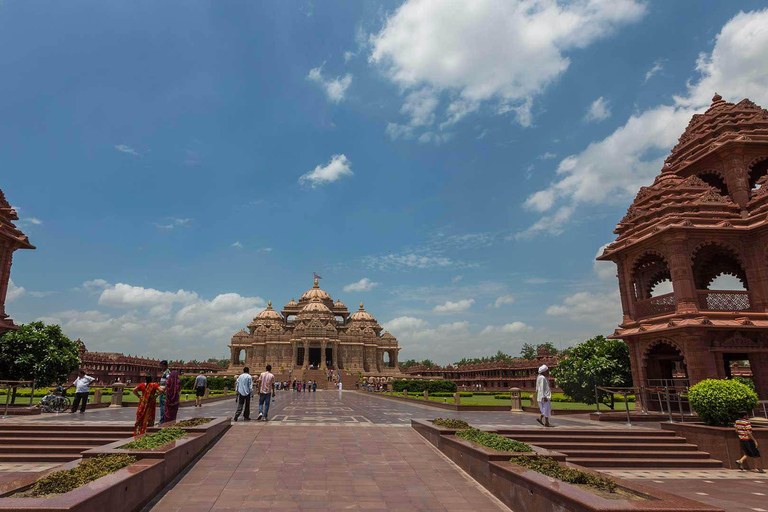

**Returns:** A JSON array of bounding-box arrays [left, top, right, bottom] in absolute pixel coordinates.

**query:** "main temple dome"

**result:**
[[299, 279, 332, 303]]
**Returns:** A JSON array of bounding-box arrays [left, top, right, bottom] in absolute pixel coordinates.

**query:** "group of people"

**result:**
[[233, 365, 275, 422], [291, 379, 317, 392], [131, 360, 185, 435]]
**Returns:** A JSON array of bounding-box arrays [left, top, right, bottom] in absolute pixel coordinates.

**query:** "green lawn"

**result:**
[[387, 391, 633, 410], [1, 389, 227, 406]]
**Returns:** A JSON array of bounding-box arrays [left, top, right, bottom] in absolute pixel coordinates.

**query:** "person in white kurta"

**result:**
[[536, 365, 553, 427]]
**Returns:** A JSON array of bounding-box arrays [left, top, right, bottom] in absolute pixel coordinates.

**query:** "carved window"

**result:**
[[696, 171, 729, 196]]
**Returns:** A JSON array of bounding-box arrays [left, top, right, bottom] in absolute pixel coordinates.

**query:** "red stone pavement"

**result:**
[[150, 423, 510, 512]]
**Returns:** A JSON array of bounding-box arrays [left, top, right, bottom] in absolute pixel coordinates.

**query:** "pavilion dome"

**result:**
[[349, 302, 376, 322], [333, 299, 348, 310], [299, 279, 332, 303], [297, 297, 335, 321], [256, 301, 283, 321], [284, 298, 299, 308]]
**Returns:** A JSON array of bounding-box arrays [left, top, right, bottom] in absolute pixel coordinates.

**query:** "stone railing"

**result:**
[[696, 290, 752, 311], [633, 292, 676, 319]]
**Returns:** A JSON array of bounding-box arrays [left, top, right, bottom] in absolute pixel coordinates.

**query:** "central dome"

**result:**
[[297, 297, 335, 321], [299, 279, 332, 303]]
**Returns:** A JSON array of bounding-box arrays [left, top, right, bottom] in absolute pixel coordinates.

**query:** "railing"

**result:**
[[594, 386, 641, 426], [634, 292, 676, 319], [754, 401, 768, 419], [645, 385, 693, 422], [1, 380, 35, 419], [697, 290, 752, 311]]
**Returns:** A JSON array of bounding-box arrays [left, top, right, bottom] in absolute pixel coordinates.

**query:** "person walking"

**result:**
[[132, 376, 163, 435], [158, 360, 170, 425], [256, 365, 276, 421], [194, 371, 207, 407], [736, 411, 764, 472], [312, 380, 317, 393], [233, 367, 253, 422], [536, 365, 553, 427], [163, 370, 181, 423], [66, 370, 95, 414]]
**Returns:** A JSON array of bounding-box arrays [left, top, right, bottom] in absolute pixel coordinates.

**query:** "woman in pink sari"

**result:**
[[163, 370, 181, 423]]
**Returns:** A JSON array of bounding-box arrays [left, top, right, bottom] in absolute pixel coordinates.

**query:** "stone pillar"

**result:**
[[110, 383, 126, 407], [303, 341, 309, 368], [453, 392, 461, 405], [530, 391, 538, 409], [667, 238, 699, 314], [204, 387, 210, 398], [510, 387, 523, 412], [721, 152, 749, 212], [93, 389, 102, 404], [403, 389, 408, 398], [748, 352, 768, 399], [333, 342, 339, 369], [321, 341, 327, 368], [616, 260, 633, 324], [423, 390, 428, 400], [681, 335, 717, 387]]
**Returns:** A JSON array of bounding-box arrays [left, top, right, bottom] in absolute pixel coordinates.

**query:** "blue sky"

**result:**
[[4, 0, 768, 364]]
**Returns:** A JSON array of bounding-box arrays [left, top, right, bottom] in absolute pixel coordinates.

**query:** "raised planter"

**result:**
[[412, 419, 722, 512], [661, 422, 767, 470], [120, 393, 232, 408], [0, 459, 164, 511]]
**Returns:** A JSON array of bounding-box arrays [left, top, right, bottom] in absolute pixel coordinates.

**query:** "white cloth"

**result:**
[[536, 373, 551, 401], [235, 373, 253, 396], [73, 375, 95, 393], [539, 399, 552, 418], [538, 364, 548, 374], [338, 382, 343, 391], [258, 371, 274, 395]]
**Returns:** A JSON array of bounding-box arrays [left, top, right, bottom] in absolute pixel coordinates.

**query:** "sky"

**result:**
[[4, 0, 768, 365]]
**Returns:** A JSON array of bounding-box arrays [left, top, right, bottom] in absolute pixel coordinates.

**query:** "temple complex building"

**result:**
[[227, 279, 400, 374], [0, 189, 34, 334], [405, 348, 559, 391], [599, 94, 768, 399]]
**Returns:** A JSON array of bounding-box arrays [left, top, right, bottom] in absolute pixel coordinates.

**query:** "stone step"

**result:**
[[503, 435, 687, 444], [0, 430, 130, 439], [567, 457, 723, 469], [0, 453, 80, 463], [563, 450, 712, 459], [0, 444, 94, 454], [0, 436, 124, 445], [495, 428, 676, 437], [530, 442, 700, 452], [0, 423, 132, 432]]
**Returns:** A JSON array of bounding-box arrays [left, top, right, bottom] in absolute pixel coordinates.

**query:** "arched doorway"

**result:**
[[692, 243, 751, 311], [383, 351, 390, 366], [237, 349, 246, 366], [644, 341, 687, 387], [631, 252, 675, 319]]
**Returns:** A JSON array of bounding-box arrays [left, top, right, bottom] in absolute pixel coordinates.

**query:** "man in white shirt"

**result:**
[[67, 370, 95, 414], [536, 365, 553, 427], [233, 367, 253, 422], [256, 365, 275, 421]]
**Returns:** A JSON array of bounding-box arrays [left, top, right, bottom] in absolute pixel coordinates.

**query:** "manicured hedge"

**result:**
[[689, 379, 758, 426], [511, 455, 617, 492], [180, 376, 235, 390], [175, 418, 213, 427], [456, 428, 531, 452], [431, 391, 473, 397], [18, 455, 136, 497], [392, 379, 457, 393], [431, 418, 470, 429], [121, 428, 187, 450]]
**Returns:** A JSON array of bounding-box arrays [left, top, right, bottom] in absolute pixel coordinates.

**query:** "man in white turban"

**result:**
[[536, 364, 553, 427]]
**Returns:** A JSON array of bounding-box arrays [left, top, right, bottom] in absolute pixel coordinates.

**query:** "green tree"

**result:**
[[0, 322, 80, 403], [551, 335, 632, 409], [519, 343, 537, 360], [537, 342, 559, 356]]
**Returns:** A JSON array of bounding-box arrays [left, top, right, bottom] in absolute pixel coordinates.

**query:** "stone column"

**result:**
[[509, 387, 522, 412], [333, 342, 339, 369], [748, 352, 768, 399], [721, 152, 749, 212], [453, 392, 461, 406], [230, 347, 237, 366], [321, 341, 327, 368], [666, 237, 699, 313], [616, 259, 633, 323], [292, 342, 298, 368], [681, 334, 717, 387], [110, 383, 126, 407], [302, 341, 309, 368]]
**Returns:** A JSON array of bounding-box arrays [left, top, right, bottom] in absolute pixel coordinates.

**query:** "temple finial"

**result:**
[[313, 278, 319, 287], [268, 300, 272, 307], [712, 92, 722, 103], [360, 302, 364, 309]]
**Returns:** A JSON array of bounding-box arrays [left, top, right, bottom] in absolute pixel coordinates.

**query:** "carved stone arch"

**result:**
[[748, 155, 768, 190], [695, 169, 729, 196], [690, 240, 746, 266], [690, 240, 749, 290], [642, 338, 685, 361], [630, 250, 672, 300]]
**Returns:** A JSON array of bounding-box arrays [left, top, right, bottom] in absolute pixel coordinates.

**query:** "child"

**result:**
[[735, 411, 764, 473]]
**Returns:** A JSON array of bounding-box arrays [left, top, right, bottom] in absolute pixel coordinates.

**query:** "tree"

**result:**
[[0, 322, 80, 403], [537, 342, 559, 356], [551, 335, 632, 409], [519, 343, 537, 360]]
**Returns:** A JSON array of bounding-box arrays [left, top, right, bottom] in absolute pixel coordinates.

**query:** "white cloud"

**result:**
[[452, 275, 464, 283], [546, 290, 621, 327], [521, 8, 768, 236], [433, 298, 474, 313], [538, 152, 557, 160], [299, 154, 353, 188], [80, 279, 110, 292], [382, 316, 429, 332], [515, 205, 574, 240], [307, 64, 353, 103], [98, 283, 199, 316], [6, 279, 25, 302], [481, 321, 531, 334], [386, 123, 415, 141], [114, 144, 139, 156], [370, 0, 646, 128], [231, 241, 244, 249], [418, 131, 453, 145], [584, 96, 611, 122], [22, 217, 42, 225], [364, 252, 470, 271], [257, 247, 273, 253], [156, 217, 193, 230], [343, 278, 379, 293], [644, 59, 664, 83], [493, 295, 516, 308], [593, 243, 616, 280]]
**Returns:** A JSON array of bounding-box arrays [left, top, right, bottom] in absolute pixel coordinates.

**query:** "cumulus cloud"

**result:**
[[343, 278, 379, 293], [382, 316, 429, 332], [546, 290, 622, 327], [114, 144, 139, 156], [21, 217, 42, 225], [584, 96, 611, 122], [98, 283, 199, 316], [493, 295, 516, 308], [593, 243, 617, 280], [370, 0, 646, 128], [480, 322, 532, 334], [299, 154, 353, 188], [363, 252, 473, 271], [433, 298, 475, 313], [6, 279, 25, 302], [307, 64, 353, 103], [520, 8, 768, 237], [538, 152, 557, 160], [231, 241, 244, 249]]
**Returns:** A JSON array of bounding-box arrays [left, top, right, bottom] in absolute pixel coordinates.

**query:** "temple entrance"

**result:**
[[645, 342, 688, 412], [296, 347, 304, 367], [309, 347, 322, 368], [325, 347, 333, 368]]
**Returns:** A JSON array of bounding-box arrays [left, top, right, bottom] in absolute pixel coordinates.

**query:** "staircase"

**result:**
[[497, 428, 722, 469], [0, 423, 134, 463]]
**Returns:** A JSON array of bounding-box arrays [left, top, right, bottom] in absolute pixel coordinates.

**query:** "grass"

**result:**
[[6, 390, 227, 406], [388, 391, 634, 410], [14, 455, 136, 497], [120, 427, 187, 450]]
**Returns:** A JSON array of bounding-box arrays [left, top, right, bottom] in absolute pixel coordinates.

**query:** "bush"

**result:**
[[688, 379, 759, 426], [731, 376, 756, 392], [392, 379, 457, 393], [21, 455, 136, 497], [511, 455, 616, 493], [431, 418, 470, 429], [180, 375, 235, 390], [120, 427, 187, 450], [456, 428, 531, 452], [175, 418, 213, 427]]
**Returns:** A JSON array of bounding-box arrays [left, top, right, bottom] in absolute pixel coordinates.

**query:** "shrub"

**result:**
[[180, 375, 235, 390], [21, 455, 136, 497], [511, 455, 616, 493], [121, 427, 187, 450], [688, 379, 759, 426], [392, 379, 457, 394], [456, 428, 531, 452], [731, 376, 756, 392], [431, 418, 470, 429], [175, 418, 213, 427]]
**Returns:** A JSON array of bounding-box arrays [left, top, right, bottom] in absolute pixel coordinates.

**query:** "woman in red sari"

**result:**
[[132, 376, 163, 436], [163, 370, 181, 423]]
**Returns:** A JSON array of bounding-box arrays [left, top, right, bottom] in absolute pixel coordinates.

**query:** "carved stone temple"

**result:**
[[599, 94, 768, 399], [0, 189, 34, 334], [227, 279, 400, 374]]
